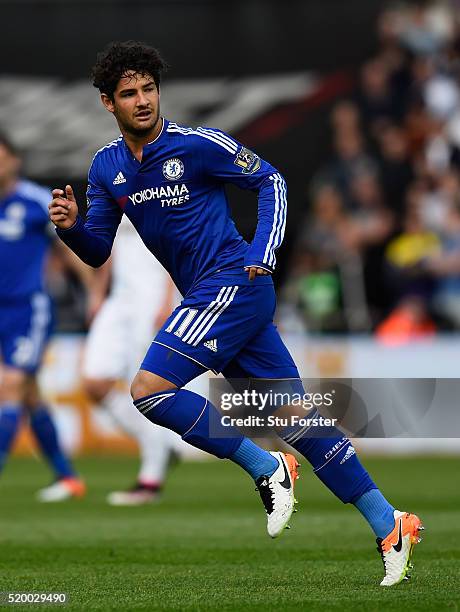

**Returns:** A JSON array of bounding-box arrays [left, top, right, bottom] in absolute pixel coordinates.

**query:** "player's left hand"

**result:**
[[244, 266, 271, 281]]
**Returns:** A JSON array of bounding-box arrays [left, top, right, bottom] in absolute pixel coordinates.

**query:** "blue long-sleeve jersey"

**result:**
[[57, 119, 287, 296]]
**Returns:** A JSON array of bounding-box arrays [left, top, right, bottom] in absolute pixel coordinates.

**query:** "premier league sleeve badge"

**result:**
[[234, 147, 261, 174]]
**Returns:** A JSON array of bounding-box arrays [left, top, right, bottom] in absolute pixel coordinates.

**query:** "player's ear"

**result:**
[[100, 93, 115, 114]]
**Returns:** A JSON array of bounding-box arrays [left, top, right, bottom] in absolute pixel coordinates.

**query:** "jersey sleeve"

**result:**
[[56, 154, 122, 267], [197, 127, 287, 272], [85, 155, 122, 243]]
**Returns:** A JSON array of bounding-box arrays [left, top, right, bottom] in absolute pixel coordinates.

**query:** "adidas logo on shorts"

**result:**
[[203, 339, 218, 352], [113, 171, 126, 185]]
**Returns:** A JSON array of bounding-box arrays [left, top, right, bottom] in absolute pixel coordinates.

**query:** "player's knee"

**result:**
[[131, 369, 177, 402], [82, 377, 114, 404], [0, 368, 28, 403]]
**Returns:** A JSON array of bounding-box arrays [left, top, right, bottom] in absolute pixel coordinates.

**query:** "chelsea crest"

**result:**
[[162, 158, 184, 181]]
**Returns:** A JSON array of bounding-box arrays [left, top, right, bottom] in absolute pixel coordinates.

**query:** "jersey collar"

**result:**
[[146, 117, 167, 146], [122, 117, 169, 165]]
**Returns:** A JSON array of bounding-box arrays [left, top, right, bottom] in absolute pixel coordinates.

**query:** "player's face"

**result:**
[[103, 71, 161, 137]]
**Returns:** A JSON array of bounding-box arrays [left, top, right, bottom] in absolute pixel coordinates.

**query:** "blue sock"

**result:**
[[230, 438, 278, 481], [0, 404, 22, 471], [135, 389, 246, 455], [135, 390, 276, 480], [29, 406, 75, 479], [354, 489, 395, 538], [284, 422, 395, 536], [282, 415, 377, 504]]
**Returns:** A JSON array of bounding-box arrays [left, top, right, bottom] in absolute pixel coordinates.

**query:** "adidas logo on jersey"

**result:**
[[113, 172, 126, 185], [203, 339, 218, 352], [340, 445, 356, 465]]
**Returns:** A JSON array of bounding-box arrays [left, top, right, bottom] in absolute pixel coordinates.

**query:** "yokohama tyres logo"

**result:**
[[129, 184, 189, 205]]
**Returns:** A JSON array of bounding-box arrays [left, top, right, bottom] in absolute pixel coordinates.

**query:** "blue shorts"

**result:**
[[141, 271, 299, 386], [0, 293, 53, 374]]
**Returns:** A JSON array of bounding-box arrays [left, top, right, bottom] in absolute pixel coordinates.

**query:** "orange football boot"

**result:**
[[377, 510, 424, 586]]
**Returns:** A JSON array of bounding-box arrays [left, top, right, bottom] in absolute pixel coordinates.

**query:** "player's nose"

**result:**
[[136, 91, 149, 106]]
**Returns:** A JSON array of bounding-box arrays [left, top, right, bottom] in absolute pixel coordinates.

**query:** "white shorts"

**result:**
[[82, 296, 156, 381]]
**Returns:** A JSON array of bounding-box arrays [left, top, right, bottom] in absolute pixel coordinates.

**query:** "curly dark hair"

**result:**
[[91, 41, 167, 99]]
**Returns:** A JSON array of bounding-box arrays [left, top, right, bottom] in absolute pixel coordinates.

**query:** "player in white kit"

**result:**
[[82, 215, 177, 505]]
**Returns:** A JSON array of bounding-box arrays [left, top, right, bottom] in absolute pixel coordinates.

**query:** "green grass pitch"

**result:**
[[0, 455, 459, 611]]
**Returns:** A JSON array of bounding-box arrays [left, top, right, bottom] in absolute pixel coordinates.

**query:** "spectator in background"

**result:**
[[397, 2, 454, 56], [426, 201, 460, 327], [349, 169, 389, 220], [287, 184, 347, 332], [310, 99, 394, 326], [404, 96, 433, 159], [286, 0, 460, 337], [347, 169, 394, 319], [384, 181, 441, 298], [418, 170, 460, 233], [330, 100, 361, 136], [378, 182, 440, 343], [377, 123, 414, 218], [376, 295, 436, 345], [356, 58, 404, 135], [323, 127, 378, 207], [376, 7, 413, 106], [290, 183, 377, 331], [423, 117, 460, 177]]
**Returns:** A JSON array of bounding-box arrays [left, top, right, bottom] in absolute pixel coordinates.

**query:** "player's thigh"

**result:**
[[82, 298, 128, 381], [222, 324, 303, 410], [150, 281, 276, 384], [223, 322, 300, 380], [0, 294, 53, 376], [140, 340, 208, 389]]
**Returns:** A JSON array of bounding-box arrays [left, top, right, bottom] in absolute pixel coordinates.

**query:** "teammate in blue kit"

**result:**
[[0, 133, 85, 501], [49, 41, 423, 585]]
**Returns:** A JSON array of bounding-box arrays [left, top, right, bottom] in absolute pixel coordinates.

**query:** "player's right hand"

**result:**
[[244, 266, 270, 281], [49, 185, 78, 229]]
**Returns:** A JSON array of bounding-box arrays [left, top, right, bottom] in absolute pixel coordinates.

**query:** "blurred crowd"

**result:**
[[283, 0, 460, 341]]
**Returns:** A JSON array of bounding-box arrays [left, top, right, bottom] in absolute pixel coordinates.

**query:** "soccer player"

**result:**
[[0, 133, 85, 501], [49, 41, 423, 585], [82, 214, 178, 505]]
